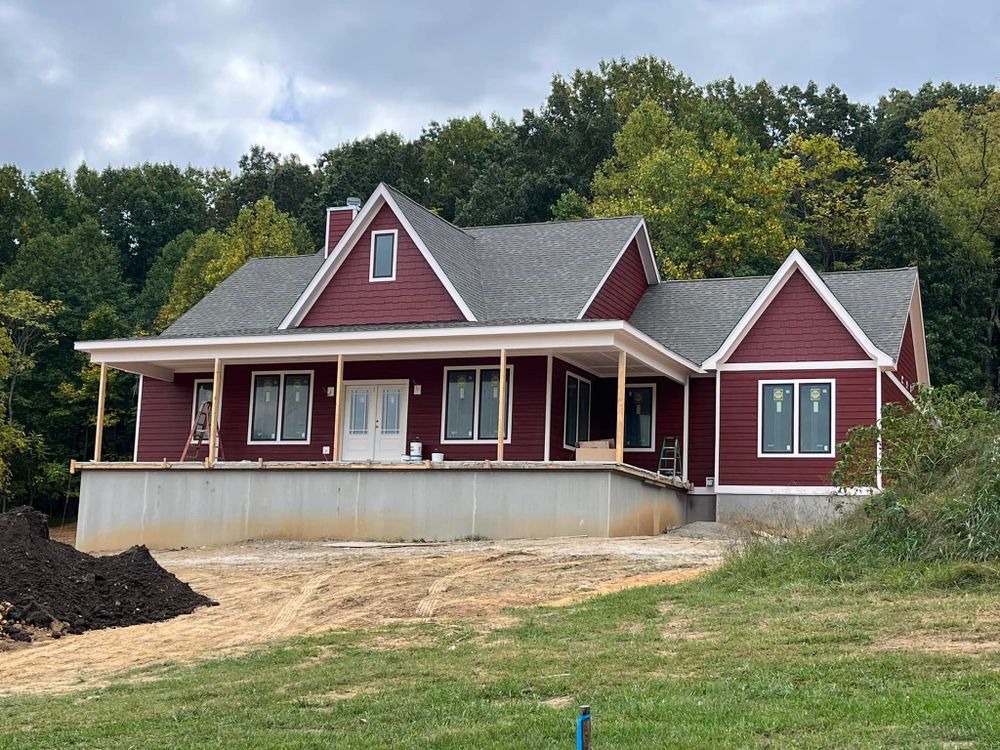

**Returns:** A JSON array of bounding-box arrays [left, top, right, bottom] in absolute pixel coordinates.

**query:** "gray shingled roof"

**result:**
[[466, 216, 643, 321], [163, 252, 325, 337], [629, 267, 917, 364], [160, 184, 917, 369]]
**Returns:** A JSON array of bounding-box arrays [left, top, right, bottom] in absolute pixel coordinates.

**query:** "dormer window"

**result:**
[[369, 230, 397, 281]]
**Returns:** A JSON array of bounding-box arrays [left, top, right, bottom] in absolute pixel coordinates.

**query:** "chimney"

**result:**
[[325, 198, 362, 258]]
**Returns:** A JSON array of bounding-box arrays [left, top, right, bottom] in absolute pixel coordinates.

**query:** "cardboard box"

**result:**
[[574, 447, 617, 462]]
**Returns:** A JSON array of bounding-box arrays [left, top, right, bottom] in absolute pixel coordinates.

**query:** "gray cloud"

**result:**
[[1, 0, 998, 173]]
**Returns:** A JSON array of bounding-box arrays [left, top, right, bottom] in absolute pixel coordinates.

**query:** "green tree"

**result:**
[[865, 188, 992, 392], [134, 230, 198, 331], [0, 289, 61, 424], [773, 133, 870, 270], [419, 115, 498, 221], [158, 199, 314, 327], [592, 101, 795, 278], [0, 165, 38, 267]]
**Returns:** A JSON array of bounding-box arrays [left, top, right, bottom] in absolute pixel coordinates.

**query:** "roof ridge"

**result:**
[[819, 266, 917, 276], [382, 183, 472, 237], [463, 215, 643, 231]]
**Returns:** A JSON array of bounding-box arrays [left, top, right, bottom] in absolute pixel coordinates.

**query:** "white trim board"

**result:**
[[281, 184, 476, 328], [133, 374, 143, 462], [884, 371, 916, 403], [702, 249, 893, 370], [714, 485, 873, 497], [717, 360, 875, 372]]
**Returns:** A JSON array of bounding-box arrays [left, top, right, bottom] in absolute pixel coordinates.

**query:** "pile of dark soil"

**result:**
[[0, 507, 216, 643]]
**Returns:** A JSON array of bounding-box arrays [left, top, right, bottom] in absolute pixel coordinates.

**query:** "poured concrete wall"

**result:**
[[716, 492, 861, 532], [76, 468, 686, 551]]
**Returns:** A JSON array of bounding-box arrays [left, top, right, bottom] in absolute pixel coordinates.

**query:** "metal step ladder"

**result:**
[[180, 400, 224, 462], [657, 436, 679, 478]]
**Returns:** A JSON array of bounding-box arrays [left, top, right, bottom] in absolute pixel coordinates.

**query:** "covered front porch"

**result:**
[[73, 322, 704, 549]]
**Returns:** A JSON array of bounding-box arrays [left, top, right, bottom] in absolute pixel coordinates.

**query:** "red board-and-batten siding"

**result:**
[[581, 240, 649, 320], [136, 357, 548, 463], [718, 270, 876, 487], [300, 204, 465, 327]]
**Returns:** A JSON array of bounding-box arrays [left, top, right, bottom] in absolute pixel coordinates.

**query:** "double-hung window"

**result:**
[[191, 380, 214, 441], [759, 380, 834, 457], [564, 373, 591, 448], [369, 230, 397, 281], [249, 371, 313, 444], [624, 384, 655, 450], [443, 366, 512, 442]]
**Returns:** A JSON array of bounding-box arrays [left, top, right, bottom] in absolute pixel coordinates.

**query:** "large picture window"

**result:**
[[249, 371, 313, 444], [624, 384, 655, 450], [442, 366, 512, 442], [564, 373, 591, 448], [758, 379, 834, 457]]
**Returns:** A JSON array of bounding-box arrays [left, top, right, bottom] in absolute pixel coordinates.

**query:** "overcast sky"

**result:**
[[2, 0, 998, 174]]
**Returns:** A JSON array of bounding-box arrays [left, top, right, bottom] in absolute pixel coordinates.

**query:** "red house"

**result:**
[[73, 184, 928, 550]]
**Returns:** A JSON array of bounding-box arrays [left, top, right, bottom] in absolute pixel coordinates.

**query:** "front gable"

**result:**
[[729, 270, 868, 362], [703, 250, 892, 369], [581, 239, 649, 320], [299, 204, 466, 327]]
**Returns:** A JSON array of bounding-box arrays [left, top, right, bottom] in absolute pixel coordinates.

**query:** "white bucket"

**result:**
[[431, 452, 444, 463]]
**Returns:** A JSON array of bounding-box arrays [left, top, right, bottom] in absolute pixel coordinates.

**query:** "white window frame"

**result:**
[[190, 378, 218, 444], [368, 229, 398, 282], [247, 370, 314, 445], [440, 365, 514, 444], [623, 382, 657, 452], [757, 378, 836, 458], [563, 371, 592, 450]]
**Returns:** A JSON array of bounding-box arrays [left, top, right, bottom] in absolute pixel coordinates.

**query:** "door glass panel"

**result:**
[[761, 384, 794, 453], [349, 390, 369, 435], [281, 374, 311, 441], [578, 380, 591, 443], [799, 383, 832, 453], [624, 386, 653, 449], [564, 376, 578, 446], [381, 387, 401, 435], [251, 375, 280, 441], [445, 370, 475, 439]]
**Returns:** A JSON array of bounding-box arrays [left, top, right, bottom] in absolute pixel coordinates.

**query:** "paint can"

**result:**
[[409, 440, 423, 459]]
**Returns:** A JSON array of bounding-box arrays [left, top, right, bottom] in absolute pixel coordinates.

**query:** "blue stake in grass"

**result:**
[[577, 705, 591, 750]]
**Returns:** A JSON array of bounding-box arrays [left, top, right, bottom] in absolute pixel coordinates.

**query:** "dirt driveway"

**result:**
[[0, 533, 727, 695]]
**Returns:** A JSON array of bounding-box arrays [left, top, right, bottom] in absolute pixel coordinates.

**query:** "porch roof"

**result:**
[[75, 319, 704, 383]]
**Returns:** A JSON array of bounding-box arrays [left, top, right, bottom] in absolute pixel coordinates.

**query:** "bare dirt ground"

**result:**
[[0, 533, 727, 695]]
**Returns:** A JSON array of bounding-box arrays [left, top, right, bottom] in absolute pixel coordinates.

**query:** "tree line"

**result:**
[[1, 56, 997, 514]]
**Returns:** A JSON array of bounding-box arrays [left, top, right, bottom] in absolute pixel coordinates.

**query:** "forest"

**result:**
[[0, 56, 997, 515]]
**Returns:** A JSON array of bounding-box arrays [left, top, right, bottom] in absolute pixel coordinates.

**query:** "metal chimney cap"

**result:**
[[346, 196, 362, 208]]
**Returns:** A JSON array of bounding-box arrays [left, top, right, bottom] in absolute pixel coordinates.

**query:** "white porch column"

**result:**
[[207, 358, 223, 467], [332, 354, 344, 461], [93, 362, 108, 462], [497, 349, 507, 461], [615, 350, 626, 464]]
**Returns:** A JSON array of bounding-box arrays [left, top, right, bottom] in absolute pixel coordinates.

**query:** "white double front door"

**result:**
[[340, 380, 409, 462]]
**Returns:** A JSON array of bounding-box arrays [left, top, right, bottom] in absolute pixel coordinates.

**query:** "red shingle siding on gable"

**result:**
[[729, 271, 868, 362], [718, 368, 876, 486], [300, 204, 465, 326], [687, 376, 716, 487], [582, 239, 648, 320], [896, 315, 918, 390], [882, 373, 911, 405]]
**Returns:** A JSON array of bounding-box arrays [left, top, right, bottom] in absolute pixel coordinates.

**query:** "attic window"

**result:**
[[369, 230, 397, 281]]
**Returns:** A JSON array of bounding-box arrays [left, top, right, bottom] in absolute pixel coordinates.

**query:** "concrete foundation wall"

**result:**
[[716, 492, 861, 531], [76, 468, 687, 551]]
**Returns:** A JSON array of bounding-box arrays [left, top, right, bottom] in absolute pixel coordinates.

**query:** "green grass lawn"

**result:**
[[2, 564, 999, 749]]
